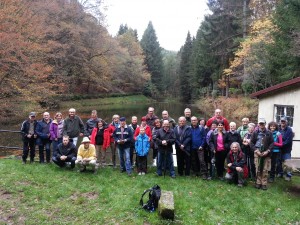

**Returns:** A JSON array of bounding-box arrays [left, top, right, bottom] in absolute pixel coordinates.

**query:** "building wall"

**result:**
[[257, 88, 300, 158]]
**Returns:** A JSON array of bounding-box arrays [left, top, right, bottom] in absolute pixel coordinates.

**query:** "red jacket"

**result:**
[[134, 125, 152, 141], [206, 116, 230, 131], [90, 127, 111, 150], [107, 123, 117, 143]]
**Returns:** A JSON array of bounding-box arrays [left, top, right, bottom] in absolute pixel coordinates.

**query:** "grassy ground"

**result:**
[[0, 159, 299, 225]]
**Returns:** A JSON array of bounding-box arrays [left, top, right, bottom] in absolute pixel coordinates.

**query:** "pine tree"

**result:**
[[140, 21, 164, 92]]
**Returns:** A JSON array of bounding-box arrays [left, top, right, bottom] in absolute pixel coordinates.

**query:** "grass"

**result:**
[[0, 158, 299, 225]]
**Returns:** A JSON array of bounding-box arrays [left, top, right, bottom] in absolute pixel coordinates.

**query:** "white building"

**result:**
[[251, 77, 300, 158]]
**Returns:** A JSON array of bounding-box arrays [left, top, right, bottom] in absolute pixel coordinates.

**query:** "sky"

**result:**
[[101, 0, 209, 51]]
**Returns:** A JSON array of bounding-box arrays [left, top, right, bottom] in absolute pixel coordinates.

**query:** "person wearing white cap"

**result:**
[[20, 112, 38, 164], [75, 137, 97, 173], [250, 118, 274, 190]]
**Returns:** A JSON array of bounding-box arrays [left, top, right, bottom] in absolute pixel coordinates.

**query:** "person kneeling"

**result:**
[[75, 137, 98, 174], [52, 136, 77, 169], [225, 142, 248, 187]]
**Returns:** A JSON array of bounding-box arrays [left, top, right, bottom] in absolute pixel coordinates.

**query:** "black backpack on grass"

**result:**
[[139, 185, 161, 212]]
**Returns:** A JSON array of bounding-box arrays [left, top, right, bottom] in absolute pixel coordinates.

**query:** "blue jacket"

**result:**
[[191, 125, 206, 150], [174, 125, 192, 151], [135, 134, 150, 156], [36, 119, 52, 144], [279, 126, 293, 154], [113, 125, 133, 149]]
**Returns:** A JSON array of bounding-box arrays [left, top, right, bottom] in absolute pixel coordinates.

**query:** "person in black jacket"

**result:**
[[20, 112, 38, 164], [52, 136, 77, 168]]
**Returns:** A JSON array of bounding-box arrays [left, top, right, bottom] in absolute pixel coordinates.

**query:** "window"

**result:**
[[274, 105, 294, 127]]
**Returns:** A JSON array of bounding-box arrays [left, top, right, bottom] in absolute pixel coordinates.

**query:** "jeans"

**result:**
[[157, 150, 175, 177], [270, 151, 281, 179], [117, 146, 132, 174], [22, 138, 36, 162], [52, 138, 63, 155], [278, 152, 292, 177], [38, 139, 52, 163]]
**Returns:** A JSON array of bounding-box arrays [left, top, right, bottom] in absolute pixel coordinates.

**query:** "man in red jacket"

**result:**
[[206, 109, 229, 131]]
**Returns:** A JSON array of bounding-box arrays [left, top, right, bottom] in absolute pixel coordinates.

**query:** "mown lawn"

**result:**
[[0, 159, 299, 225]]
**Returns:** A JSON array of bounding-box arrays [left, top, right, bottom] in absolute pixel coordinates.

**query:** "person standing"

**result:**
[[156, 120, 176, 178], [50, 112, 64, 155], [107, 114, 120, 167], [36, 112, 52, 163], [63, 108, 84, 146], [161, 110, 176, 129], [151, 118, 161, 167], [184, 108, 192, 126], [128, 116, 139, 168], [135, 128, 150, 175], [278, 116, 294, 181], [52, 136, 77, 169], [190, 116, 207, 179], [206, 109, 230, 131], [250, 118, 274, 190], [237, 118, 250, 139], [227, 122, 242, 147], [84, 110, 100, 138], [113, 117, 133, 176], [174, 117, 192, 176], [145, 107, 159, 129], [20, 112, 38, 164]]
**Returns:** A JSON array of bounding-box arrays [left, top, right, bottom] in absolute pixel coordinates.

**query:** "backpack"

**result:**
[[139, 185, 161, 212]]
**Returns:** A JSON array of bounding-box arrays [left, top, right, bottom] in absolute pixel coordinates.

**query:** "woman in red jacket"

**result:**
[[90, 119, 110, 165]]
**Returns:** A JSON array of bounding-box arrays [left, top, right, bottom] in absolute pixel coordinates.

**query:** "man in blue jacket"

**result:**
[[190, 116, 207, 179], [36, 112, 52, 163], [278, 116, 294, 181], [113, 117, 133, 176], [174, 116, 192, 176]]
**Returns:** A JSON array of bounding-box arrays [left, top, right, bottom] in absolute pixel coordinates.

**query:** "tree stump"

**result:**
[[158, 191, 175, 220]]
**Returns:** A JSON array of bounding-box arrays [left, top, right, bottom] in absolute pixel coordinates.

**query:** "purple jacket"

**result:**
[[50, 120, 64, 140]]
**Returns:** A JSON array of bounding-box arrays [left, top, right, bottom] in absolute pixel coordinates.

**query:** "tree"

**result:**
[[140, 21, 164, 93]]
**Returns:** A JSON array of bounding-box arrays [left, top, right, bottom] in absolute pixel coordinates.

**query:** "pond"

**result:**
[[0, 102, 204, 157]]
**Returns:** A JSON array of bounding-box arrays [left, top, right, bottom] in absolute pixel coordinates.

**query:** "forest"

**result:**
[[0, 0, 300, 117]]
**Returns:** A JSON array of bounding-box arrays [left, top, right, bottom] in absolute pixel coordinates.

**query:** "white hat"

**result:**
[[81, 137, 90, 143]]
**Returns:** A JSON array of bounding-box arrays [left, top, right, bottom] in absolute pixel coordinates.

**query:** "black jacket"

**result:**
[[20, 119, 37, 141], [54, 142, 77, 159], [250, 128, 274, 156], [156, 128, 176, 152]]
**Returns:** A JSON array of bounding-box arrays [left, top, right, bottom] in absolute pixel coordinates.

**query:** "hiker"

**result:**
[[209, 120, 229, 180], [135, 127, 150, 175], [174, 116, 192, 176], [206, 109, 229, 131], [128, 116, 139, 167], [107, 114, 120, 167], [134, 117, 152, 141], [161, 110, 176, 129], [241, 123, 256, 179], [206, 120, 218, 179], [225, 142, 248, 187], [268, 121, 282, 183], [190, 116, 207, 179], [84, 110, 100, 138], [155, 120, 176, 178], [151, 118, 161, 167], [145, 107, 159, 129], [250, 118, 274, 190], [278, 116, 294, 181], [63, 108, 84, 146], [75, 137, 97, 173], [227, 122, 242, 147], [20, 112, 38, 164], [237, 117, 250, 139], [90, 119, 110, 165], [50, 112, 64, 154], [36, 112, 53, 163], [184, 108, 192, 126], [113, 117, 134, 176], [52, 136, 77, 169]]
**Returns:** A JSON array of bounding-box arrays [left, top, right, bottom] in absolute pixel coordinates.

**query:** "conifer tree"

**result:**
[[140, 21, 163, 92]]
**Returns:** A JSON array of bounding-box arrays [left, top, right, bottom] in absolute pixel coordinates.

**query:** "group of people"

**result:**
[[20, 107, 294, 189]]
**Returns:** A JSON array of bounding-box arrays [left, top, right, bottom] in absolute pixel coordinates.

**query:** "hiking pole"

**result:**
[[164, 149, 167, 178]]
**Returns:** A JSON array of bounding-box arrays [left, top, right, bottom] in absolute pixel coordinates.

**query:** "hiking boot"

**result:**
[[202, 175, 208, 180], [171, 175, 176, 179], [255, 184, 261, 189], [152, 158, 157, 167], [285, 176, 291, 181], [142, 172, 145, 175], [268, 178, 274, 183], [138, 172, 142, 175], [237, 183, 243, 188], [261, 185, 268, 190]]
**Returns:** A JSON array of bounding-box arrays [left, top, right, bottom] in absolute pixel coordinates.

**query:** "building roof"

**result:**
[[250, 77, 300, 98]]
